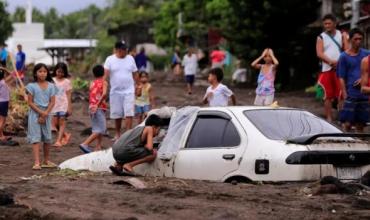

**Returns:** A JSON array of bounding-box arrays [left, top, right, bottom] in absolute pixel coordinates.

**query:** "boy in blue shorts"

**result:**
[[80, 65, 108, 153], [337, 28, 370, 132]]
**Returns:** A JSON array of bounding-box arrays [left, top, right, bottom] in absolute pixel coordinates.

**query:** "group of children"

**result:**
[[79, 66, 155, 154], [203, 47, 278, 107], [0, 44, 278, 170], [0, 60, 156, 169], [178, 46, 279, 106], [108, 50, 279, 175]]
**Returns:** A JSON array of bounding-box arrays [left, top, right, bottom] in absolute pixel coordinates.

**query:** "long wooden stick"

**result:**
[[8, 52, 25, 89]]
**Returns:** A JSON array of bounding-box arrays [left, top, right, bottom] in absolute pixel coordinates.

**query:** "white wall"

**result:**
[[6, 22, 52, 65]]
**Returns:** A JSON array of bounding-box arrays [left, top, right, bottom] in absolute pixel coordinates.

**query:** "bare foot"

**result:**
[[61, 132, 71, 145], [123, 164, 133, 173]]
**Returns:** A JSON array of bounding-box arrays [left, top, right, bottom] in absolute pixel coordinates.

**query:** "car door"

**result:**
[[173, 110, 247, 181]]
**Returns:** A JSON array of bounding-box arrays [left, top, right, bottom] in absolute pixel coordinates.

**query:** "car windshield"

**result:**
[[243, 109, 342, 140]]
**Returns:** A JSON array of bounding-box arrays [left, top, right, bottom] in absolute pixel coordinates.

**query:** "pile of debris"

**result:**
[[4, 88, 28, 136], [302, 171, 370, 196]]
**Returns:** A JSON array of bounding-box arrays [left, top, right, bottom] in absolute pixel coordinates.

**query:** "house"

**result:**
[[5, 0, 97, 65]]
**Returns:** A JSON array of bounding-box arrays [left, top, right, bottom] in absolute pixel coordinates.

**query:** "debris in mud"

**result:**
[[72, 90, 88, 102], [20, 175, 43, 181], [317, 176, 359, 194], [352, 198, 370, 209], [19, 169, 97, 181], [5, 89, 28, 134], [111, 178, 147, 189], [48, 169, 96, 178], [360, 171, 370, 187], [0, 188, 14, 206], [303, 176, 370, 196]]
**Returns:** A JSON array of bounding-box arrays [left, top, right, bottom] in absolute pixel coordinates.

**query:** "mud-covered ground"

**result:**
[[1, 76, 370, 220]]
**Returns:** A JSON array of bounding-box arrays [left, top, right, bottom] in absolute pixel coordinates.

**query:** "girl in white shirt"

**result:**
[[203, 68, 236, 107]]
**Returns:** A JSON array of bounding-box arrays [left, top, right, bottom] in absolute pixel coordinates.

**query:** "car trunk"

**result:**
[[287, 141, 370, 180]]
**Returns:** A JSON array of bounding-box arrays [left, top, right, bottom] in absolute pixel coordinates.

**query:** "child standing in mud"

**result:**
[[51, 63, 72, 148], [203, 67, 236, 107], [26, 63, 58, 170], [109, 114, 162, 176], [182, 47, 198, 95], [0, 67, 11, 143], [135, 71, 154, 124], [79, 65, 108, 153], [251, 48, 279, 106]]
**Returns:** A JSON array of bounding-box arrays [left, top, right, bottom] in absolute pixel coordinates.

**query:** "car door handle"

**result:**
[[223, 154, 235, 160]]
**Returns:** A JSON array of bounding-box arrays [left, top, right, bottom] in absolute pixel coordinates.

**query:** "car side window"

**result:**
[[186, 116, 241, 148]]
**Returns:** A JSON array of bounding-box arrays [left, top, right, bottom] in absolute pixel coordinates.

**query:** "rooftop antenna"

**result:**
[[26, 0, 32, 24]]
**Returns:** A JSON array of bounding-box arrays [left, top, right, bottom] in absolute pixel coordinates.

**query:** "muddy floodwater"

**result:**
[[1, 78, 370, 219]]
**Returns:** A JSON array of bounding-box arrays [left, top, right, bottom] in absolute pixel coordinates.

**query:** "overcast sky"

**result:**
[[5, 0, 109, 14]]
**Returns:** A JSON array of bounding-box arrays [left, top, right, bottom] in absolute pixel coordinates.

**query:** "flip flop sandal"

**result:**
[[122, 170, 135, 177], [79, 144, 92, 154], [41, 161, 57, 168], [109, 166, 135, 176], [109, 165, 124, 176], [0, 140, 19, 146], [32, 164, 41, 170]]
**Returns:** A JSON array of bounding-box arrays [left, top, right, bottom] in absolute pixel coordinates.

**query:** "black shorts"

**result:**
[[113, 145, 153, 164], [185, 75, 195, 85], [0, 101, 9, 117]]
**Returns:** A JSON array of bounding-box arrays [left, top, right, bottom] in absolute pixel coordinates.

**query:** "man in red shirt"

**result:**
[[210, 46, 225, 68]]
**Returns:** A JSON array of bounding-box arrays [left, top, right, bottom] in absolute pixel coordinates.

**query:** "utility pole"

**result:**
[[88, 14, 93, 49], [26, 0, 32, 24], [351, 0, 360, 28], [321, 0, 333, 17]]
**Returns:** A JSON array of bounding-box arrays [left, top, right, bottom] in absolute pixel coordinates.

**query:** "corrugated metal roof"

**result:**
[[40, 39, 97, 49]]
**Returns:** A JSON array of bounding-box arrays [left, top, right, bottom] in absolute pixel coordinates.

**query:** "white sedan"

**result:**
[[60, 106, 370, 182]]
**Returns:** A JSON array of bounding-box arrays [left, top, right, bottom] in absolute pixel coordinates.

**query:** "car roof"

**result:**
[[198, 106, 299, 111]]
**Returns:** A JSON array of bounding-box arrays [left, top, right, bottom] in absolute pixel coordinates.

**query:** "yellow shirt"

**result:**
[[135, 83, 151, 106]]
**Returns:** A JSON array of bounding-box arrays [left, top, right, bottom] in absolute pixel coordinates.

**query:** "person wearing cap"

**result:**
[[104, 41, 138, 140]]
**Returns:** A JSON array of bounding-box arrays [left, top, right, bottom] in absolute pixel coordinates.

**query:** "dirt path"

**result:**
[[1, 78, 369, 219]]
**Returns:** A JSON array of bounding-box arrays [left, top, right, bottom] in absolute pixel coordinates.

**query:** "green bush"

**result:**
[[72, 77, 89, 90]]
